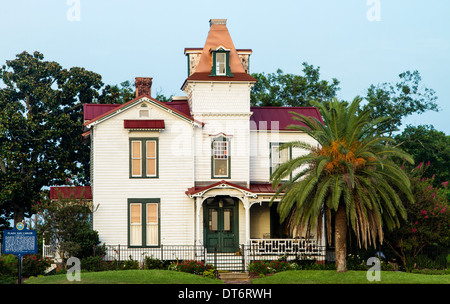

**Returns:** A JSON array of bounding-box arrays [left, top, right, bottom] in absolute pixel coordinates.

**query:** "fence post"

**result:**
[[118, 244, 121, 264], [241, 244, 245, 272], [161, 244, 164, 262]]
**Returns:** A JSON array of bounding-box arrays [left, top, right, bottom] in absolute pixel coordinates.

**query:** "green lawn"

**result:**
[[24, 269, 449, 284], [251, 270, 450, 284], [25, 269, 223, 284]]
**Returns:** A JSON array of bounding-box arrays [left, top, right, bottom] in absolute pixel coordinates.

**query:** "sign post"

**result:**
[[1, 222, 38, 284]]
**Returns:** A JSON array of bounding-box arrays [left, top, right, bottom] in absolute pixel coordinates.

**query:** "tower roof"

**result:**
[[182, 19, 256, 88]]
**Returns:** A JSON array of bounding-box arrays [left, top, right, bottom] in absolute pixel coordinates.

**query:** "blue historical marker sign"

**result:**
[[2, 223, 38, 258]]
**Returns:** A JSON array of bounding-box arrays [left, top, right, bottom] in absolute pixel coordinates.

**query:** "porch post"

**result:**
[[195, 197, 202, 246], [243, 196, 250, 245]]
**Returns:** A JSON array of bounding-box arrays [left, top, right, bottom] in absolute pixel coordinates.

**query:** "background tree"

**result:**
[[97, 80, 135, 104], [270, 97, 414, 272], [250, 62, 340, 107], [394, 124, 450, 187], [362, 70, 438, 137], [0, 51, 103, 225]]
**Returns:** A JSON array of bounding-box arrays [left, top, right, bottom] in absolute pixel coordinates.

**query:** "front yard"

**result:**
[[24, 269, 449, 284]]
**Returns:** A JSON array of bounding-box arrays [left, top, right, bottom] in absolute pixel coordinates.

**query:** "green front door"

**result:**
[[204, 197, 239, 253]]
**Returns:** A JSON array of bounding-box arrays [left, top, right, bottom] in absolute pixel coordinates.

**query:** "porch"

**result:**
[[98, 240, 327, 272]]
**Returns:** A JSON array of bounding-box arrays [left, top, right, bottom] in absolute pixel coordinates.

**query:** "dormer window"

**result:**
[[210, 46, 233, 77], [216, 52, 226, 75]]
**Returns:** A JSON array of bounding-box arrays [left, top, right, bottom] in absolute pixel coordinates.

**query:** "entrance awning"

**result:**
[[186, 181, 283, 198], [185, 180, 257, 198]]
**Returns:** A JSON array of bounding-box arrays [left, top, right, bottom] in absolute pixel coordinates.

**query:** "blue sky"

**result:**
[[1, 0, 449, 134]]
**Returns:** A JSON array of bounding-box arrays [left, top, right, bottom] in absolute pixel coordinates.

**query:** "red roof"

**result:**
[[83, 94, 196, 127], [124, 120, 165, 129], [185, 180, 254, 196], [249, 183, 280, 193], [82, 97, 323, 133], [50, 186, 92, 200], [83, 104, 121, 122], [250, 107, 323, 131], [165, 101, 191, 117], [186, 72, 257, 82], [185, 180, 284, 197]]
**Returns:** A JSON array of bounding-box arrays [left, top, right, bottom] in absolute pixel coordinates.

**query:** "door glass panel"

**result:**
[[223, 209, 232, 232], [209, 209, 218, 232]]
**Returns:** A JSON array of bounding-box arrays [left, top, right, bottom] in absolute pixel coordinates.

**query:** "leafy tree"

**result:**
[[0, 51, 103, 225], [384, 164, 449, 271], [250, 62, 340, 107], [32, 191, 101, 266], [270, 97, 414, 272], [97, 80, 135, 104], [362, 70, 438, 137], [394, 125, 450, 187]]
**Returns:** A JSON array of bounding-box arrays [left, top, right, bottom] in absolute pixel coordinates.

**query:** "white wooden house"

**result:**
[[50, 19, 326, 267]]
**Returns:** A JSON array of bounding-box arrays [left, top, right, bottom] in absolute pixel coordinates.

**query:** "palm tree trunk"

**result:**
[[335, 204, 347, 272]]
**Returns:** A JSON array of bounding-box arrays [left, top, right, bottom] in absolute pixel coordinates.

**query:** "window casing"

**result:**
[[212, 136, 231, 179], [270, 142, 291, 180], [216, 52, 226, 75], [128, 199, 160, 247], [130, 138, 158, 178], [210, 49, 233, 77]]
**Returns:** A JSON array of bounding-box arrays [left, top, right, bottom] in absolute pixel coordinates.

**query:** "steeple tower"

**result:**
[[182, 19, 256, 115]]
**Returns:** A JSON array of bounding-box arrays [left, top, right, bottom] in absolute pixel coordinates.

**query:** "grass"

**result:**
[[251, 270, 450, 284], [24, 269, 450, 284], [25, 269, 223, 284]]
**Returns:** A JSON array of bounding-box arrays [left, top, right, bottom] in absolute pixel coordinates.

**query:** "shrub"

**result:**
[[269, 260, 291, 272], [81, 256, 116, 272], [0, 273, 16, 284], [0, 254, 17, 277], [143, 255, 163, 270], [122, 255, 139, 270], [174, 260, 214, 275], [22, 254, 52, 277], [248, 261, 270, 276], [203, 269, 217, 279]]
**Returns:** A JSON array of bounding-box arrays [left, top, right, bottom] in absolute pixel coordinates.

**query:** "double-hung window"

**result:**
[[270, 143, 291, 179], [130, 138, 158, 178], [129, 199, 160, 247], [212, 135, 230, 179]]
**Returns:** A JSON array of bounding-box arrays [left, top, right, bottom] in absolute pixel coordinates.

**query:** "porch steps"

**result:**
[[219, 272, 250, 283], [206, 253, 245, 272]]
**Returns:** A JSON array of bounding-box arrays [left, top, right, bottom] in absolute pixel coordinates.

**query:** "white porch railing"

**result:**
[[249, 238, 326, 258]]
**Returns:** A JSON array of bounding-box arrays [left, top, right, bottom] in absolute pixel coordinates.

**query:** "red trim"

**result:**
[[84, 94, 196, 127], [185, 180, 253, 196], [124, 120, 165, 129], [50, 186, 92, 200]]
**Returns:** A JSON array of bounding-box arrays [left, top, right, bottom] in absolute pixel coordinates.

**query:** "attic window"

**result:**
[[216, 53, 226, 75], [139, 110, 149, 118], [210, 48, 233, 77]]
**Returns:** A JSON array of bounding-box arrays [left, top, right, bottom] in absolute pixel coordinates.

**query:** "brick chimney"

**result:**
[[135, 77, 152, 98]]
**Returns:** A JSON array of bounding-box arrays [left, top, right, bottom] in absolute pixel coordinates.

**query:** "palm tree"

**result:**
[[270, 97, 414, 272]]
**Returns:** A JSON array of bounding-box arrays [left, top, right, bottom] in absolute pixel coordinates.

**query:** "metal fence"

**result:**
[[101, 243, 328, 272]]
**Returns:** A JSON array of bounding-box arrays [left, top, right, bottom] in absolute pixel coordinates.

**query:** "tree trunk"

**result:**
[[335, 204, 347, 272], [13, 203, 25, 227]]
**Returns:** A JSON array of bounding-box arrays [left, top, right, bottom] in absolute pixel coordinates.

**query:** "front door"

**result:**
[[204, 197, 238, 253]]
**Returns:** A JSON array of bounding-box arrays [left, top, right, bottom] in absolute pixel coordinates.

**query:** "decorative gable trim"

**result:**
[[84, 96, 202, 129]]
